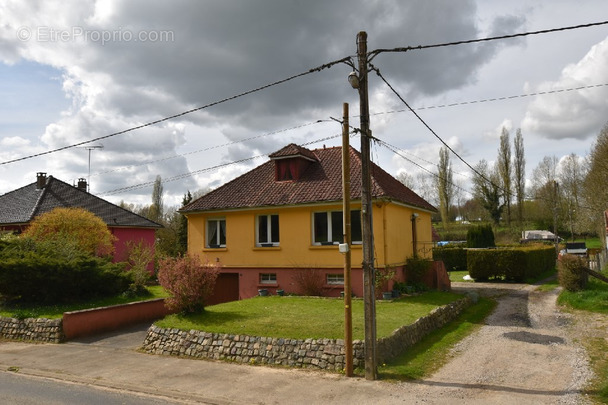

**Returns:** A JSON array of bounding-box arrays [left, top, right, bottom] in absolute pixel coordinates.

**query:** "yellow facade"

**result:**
[[186, 200, 433, 269]]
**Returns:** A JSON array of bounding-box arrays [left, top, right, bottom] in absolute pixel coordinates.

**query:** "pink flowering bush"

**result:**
[[157, 255, 219, 313]]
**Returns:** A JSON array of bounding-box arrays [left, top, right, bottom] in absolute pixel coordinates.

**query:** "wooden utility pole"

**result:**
[[341, 102, 353, 377], [356, 30, 378, 381]]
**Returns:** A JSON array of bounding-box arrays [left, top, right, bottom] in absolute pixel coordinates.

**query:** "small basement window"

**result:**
[[259, 273, 277, 284], [326, 274, 344, 285]]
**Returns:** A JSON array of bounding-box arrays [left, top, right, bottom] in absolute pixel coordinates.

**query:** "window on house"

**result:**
[[312, 210, 362, 245], [257, 214, 279, 246], [276, 160, 295, 181], [259, 273, 277, 284], [206, 218, 226, 248], [326, 274, 344, 285]]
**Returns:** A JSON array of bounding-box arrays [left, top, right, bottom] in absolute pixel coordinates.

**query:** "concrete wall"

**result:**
[[62, 298, 172, 340]]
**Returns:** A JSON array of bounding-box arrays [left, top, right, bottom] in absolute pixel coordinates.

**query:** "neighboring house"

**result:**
[[181, 143, 440, 302], [0, 173, 162, 266]]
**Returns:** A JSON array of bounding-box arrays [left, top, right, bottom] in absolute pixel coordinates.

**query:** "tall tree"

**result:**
[[148, 175, 164, 223], [472, 159, 504, 225], [531, 156, 560, 231], [582, 123, 608, 242], [497, 127, 512, 225], [513, 129, 526, 224], [436, 147, 454, 229], [178, 190, 193, 254], [559, 153, 586, 238], [395, 172, 415, 190]]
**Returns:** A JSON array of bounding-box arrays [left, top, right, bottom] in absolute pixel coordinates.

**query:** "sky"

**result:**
[[1, 1, 607, 209]]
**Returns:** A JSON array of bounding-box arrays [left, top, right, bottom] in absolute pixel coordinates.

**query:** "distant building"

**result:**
[[0, 173, 162, 267]]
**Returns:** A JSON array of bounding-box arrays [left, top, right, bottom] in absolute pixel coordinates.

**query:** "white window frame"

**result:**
[[206, 218, 226, 248], [312, 210, 362, 245], [259, 273, 277, 284], [326, 274, 344, 285], [256, 214, 280, 247]]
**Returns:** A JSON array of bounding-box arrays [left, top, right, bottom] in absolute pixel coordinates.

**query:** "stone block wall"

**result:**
[[142, 297, 471, 371], [0, 316, 64, 343]]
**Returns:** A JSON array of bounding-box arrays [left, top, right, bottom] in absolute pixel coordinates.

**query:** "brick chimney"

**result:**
[[77, 178, 88, 191], [36, 172, 47, 189]]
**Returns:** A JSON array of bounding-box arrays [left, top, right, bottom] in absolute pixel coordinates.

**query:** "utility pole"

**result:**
[[355, 31, 377, 381], [341, 102, 353, 377]]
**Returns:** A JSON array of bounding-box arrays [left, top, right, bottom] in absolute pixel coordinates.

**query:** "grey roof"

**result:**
[[0, 176, 162, 229]]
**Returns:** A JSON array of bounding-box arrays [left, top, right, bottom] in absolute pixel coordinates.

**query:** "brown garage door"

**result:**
[[207, 273, 239, 305]]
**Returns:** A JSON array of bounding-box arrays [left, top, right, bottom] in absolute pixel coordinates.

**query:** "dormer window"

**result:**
[[269, 143, 318, 182], [276, 159, 295, 181]]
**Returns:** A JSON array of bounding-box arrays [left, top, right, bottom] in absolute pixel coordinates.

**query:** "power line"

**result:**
[[91, 119, 331, 177], [368, 20, 608, 60], [0, 57, 353, 166], [99, 133, 344, 196]]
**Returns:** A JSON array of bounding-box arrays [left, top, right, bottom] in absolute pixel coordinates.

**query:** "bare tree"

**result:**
[[513, 129, 526, 225], [395, 171, 415, 190], [436, 147, 454, 229], [497, 127, 512, 225], [415, 172, 437, 207], [559, 153, 586, 238], [531, 156, 560, 232], [582, 123, 608, 243]]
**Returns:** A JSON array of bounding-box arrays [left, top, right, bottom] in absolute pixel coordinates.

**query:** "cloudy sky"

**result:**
[[1, 1, 607, 208]]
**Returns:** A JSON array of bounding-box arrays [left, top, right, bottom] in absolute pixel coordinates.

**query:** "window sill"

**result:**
[[253, 245, 281, 251], [203, 247, 227, 252], [258, 283, 278, 288]]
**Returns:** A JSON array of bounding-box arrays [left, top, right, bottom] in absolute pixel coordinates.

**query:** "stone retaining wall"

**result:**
[[0, 316, 64, 343], [142, 297, 472, 370]]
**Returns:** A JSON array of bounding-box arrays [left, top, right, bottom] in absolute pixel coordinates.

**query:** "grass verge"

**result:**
[[155, 291, 464, 340], [0, 285, 169, 319], [558, 273, 608, 403], [379, 297, 496, 380], [448, 271, 473, 282]]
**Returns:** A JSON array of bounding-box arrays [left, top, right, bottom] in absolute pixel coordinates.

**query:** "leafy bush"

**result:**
[[22, 207, 115, 257], [405, 256, 432, 284], [0, 254, 131, 303], [432, 246, 467, 271], [123, 240, 155, 295], [157, 255, 219, 313], [467, 224, 495, 248], [558, 255, 588, 292]]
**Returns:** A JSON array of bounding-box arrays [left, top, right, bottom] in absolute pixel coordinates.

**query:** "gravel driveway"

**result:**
[[402, 282, 593, 404]]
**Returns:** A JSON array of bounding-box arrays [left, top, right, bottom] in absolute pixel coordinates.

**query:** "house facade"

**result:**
[[0, 173, 162, 266], [182, 144, 438, 302]]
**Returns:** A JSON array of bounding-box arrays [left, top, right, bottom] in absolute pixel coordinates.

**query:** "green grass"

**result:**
[[448, 271, 473, 282], [557, 271, 608, 403], [380, 297, 496, 380], [0, 285, 169, 319], [557, 276, 608, 314], [155, 291, 464, 340]]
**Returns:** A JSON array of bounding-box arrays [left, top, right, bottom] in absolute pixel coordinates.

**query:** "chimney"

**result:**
[[36, 172, 47, 189], [77, 178, 88, 192]]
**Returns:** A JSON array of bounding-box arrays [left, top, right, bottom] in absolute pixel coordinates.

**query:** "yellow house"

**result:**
[[181, 144, 437, 302]]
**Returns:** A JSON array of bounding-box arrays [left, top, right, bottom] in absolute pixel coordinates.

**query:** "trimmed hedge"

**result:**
[[468, 245, 555, 282], [557, 255, 588, 292], [467, 224, 495, 248], [0, 255, 131, 303], [432, 246, 467, 271]]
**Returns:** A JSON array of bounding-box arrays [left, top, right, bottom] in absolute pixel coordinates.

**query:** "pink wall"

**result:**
[[110, 227, 156, 271]]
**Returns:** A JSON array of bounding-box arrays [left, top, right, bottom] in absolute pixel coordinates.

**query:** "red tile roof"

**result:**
[[182, 145, 436, 213]]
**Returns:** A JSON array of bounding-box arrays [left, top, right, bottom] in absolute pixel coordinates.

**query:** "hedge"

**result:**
[[0, 255, 132, 303], [467, 245, 555, 282], [432, 246, 467, 271]]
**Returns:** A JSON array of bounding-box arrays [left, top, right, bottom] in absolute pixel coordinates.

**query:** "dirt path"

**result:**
[[404, 282, 594, 404]]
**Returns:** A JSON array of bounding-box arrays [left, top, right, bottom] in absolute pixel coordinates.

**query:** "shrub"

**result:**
[[432, 246, 467, 271], [0, 254, 131, 303], [405, 256, 432, 284], [558, 255, 588, 292], [22, 207, 115, 257], [293, 268, 325, 296], [157, 255, 219, 313], [467, 224, 495, 248], [124, 240, 155, 295], [468, 245, 555, 282], [375, 266, 396, 291]]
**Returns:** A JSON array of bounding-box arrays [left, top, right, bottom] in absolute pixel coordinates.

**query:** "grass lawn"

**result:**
[[558, 271, 608, 403], [155, 291, 464, 340], [448, 270, 473, 282], [0, 285, 169, 319], [380, 297, 496, 380]]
